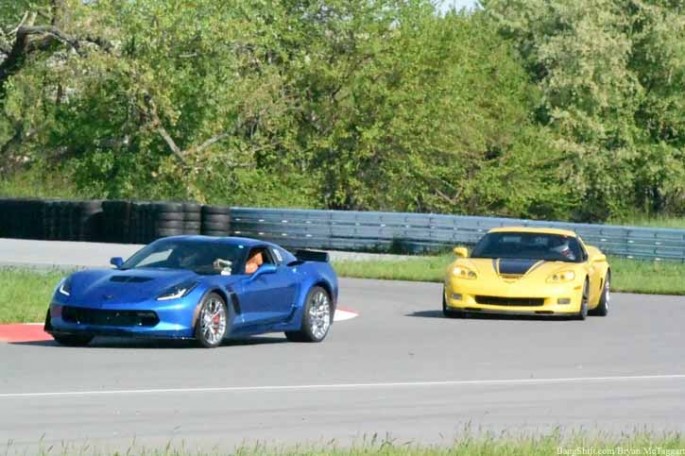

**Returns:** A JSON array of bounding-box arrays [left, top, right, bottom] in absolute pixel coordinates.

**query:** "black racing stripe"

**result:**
[[498, 258, 541, 276]]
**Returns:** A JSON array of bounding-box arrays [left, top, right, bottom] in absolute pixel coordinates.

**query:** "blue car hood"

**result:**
[[65, 268, 236, 306]]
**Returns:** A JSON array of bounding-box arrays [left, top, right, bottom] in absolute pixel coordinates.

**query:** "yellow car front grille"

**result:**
[[474, 296, 545, 307]]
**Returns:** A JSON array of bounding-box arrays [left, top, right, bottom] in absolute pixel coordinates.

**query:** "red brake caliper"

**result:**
[[212, 313, 220, 333]]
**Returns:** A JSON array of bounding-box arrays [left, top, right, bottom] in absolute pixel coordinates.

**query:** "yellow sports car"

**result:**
[[443, 227, 610, 319]]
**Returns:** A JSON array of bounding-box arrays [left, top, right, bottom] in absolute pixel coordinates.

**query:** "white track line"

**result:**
[[1, 374, 684, 399]]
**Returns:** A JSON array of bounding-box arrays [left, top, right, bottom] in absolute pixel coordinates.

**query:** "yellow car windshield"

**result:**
[[471, 232, 583, 263]]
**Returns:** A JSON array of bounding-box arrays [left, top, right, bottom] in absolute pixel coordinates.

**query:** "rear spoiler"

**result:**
[[294, 250, 330, 263]]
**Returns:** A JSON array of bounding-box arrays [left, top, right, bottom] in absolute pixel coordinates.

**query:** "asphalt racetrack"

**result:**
[[1, 241, 684, 453]]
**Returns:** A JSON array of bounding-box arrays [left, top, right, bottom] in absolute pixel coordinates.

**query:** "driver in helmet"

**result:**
[[550, 236, 576, 261]]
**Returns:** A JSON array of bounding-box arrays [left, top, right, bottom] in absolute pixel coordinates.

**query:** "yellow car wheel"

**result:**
[[576, 279, 589, 321], [589, 271, 610, 317]]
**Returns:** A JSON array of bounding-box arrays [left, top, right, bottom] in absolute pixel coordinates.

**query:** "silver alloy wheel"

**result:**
[[200, 297, 227, 346], [604, 275, 611, 306], [308, 289, 331, 340]]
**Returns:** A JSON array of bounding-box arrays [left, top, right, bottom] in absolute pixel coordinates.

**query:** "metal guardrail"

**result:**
[[1, 198, 683, 261], [229, 208, 685, 262]]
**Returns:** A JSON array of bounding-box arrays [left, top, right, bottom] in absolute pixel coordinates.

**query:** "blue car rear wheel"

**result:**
[[285, 286, 331, 343]]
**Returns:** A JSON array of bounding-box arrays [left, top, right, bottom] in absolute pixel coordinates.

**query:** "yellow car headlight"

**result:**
[[546, 270, 576, 283], [452, 266, 477, 280]]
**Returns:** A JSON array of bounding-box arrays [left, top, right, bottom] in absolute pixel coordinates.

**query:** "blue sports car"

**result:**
[[44, 236, 339, 348]]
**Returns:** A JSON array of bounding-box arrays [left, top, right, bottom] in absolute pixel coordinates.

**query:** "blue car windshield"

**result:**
[[121, 239, 245, 275], [470, 232, 584, 263]]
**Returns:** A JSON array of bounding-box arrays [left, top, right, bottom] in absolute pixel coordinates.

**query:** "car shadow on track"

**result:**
[[11, 335, 290, 349], [407, 310, 576, 322]]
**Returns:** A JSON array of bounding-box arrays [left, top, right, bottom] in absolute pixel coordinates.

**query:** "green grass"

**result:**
[[1, 255, 684, 325], [0, 268, 66, 323], [5, 432, 683, 456], [332, 255, 685, 296], [611, 214, 685, 229]]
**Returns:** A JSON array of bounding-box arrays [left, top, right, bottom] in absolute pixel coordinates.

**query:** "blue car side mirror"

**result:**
[[251, 264, 277, 278], [258, 264, 277, 274], [110, 257, 124, 269]]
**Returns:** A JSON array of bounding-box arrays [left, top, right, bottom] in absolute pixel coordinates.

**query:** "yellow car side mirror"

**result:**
[[453, 247, 468, 258]]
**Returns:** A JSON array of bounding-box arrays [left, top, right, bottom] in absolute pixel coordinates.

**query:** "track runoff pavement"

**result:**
[[0, 240, 684, 453]]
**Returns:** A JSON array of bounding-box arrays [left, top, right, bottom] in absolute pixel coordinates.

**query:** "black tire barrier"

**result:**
[[201, 205, 231, 216], [183, 203, 202, 234], [155, 228, 185, 238], [0, 198, 45, 240], [0, 198, 232, 244], [36, 200, 104, 242], [131, 201, 204, 240], [156, 220, 185, 230], [0, 199, 11, 238], [129, 202, 150, 244], [201, 205, 230, 236], [202, 230, 232, 237], [76, 200, 103, 242], [202, 214, 230, 224], [43, 200, 71, 241], [154, 202, 185, 213], [201, 221, 231, 232], [184, 225, 201, 235], [42, 200, 59, 240], [24, 199, 46, 240], [155, 212, 186, 222], [102, 200, 132, 243], [183, 202, 202, 216]]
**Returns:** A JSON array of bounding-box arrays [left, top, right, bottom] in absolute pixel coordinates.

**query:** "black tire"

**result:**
[[184, 213, 202, 222], [156, 229, 184, 238], [156, 220, 185, 230], [202, 221, 230, 231], [202, 205, 231, 216], [78, 200, 103, 213], [442, 290, 464, 318], [155, 212, 186, 222], [183, 202, 202, 212], [589, 270, 610, 317], [202, 230, 231, 237], [52, 333, 94, 347], [202, 213, 231, 222], [43, 309, 52, 332], [285, 286, 332, 343], [194, 292, 230, 348], [153, 202, 185, 212], [184, 221, 202, 232], [576, 279, 589, 320]]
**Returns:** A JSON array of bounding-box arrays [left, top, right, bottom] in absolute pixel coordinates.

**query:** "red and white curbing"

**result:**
[[334, 307, 359, 322], [0, 307, 359, 343], [0, 323, 52, 343]]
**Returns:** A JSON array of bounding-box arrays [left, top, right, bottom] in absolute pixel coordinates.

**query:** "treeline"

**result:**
[[0, 0, 683, 222]]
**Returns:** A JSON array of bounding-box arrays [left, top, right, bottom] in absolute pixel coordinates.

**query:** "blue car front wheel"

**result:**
[[45, 309, 94, 347], [194, 292, 229, 348]]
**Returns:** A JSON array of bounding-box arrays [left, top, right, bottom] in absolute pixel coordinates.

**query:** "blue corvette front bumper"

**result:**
[[46, 295, 200, 339]]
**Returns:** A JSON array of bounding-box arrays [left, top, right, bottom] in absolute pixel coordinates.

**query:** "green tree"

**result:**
[[484, 0, 685, 220]]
